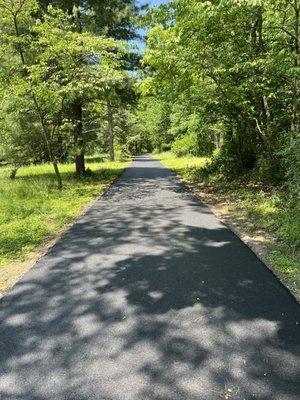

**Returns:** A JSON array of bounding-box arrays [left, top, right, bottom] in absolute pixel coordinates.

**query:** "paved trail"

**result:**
[[0, 155, 299, 400]]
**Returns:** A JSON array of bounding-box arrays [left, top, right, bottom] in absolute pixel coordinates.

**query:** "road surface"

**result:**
[[0, 155, 299, 400]]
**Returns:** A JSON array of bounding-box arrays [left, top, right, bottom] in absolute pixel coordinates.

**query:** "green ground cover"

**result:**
[[0, 159, 129, 267]]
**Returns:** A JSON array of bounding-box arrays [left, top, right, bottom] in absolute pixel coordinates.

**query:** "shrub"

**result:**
[[171, 134, 197, 157], [281, 136, 300, 202], [161, 142, 172, 152]]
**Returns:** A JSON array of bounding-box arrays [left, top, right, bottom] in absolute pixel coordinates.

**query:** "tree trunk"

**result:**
[[9, 167, 18, 179], [214, 131, 222, 149], [67, 9, 86, 176], [107, 103, 115, 162], [251, 7, 275, 162], [73, 98, 86, 176], [75, 150, 85, 177], [53, 161, 62, 190]]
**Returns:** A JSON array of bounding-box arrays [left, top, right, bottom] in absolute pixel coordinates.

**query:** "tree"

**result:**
[[37, 0, 140, 175], [0, 0, 124, 188], [140, 0, 299, 186]]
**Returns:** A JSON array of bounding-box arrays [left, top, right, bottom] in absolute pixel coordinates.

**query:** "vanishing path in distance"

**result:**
[[0, 155, 299, 400]]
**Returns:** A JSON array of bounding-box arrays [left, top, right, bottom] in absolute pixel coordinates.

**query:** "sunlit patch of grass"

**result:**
[[269, 251, 300, 290], [0, 159, 129, 267], [156, 152, 208, 181]]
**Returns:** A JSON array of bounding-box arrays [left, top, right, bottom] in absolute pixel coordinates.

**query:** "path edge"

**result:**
[[0, 161, 132, 299], [153, 156, 300, 305]]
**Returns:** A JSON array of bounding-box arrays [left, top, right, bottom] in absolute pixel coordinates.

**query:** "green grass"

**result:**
[[228, 189, 300, 290], [0, 159, 129, 267], [157, 152, 300, 297], [156, 152, 208, 179]]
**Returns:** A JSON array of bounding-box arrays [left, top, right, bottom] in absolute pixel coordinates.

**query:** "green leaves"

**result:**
[[138, 0, 299, 189], [0, 0, 130, 174]]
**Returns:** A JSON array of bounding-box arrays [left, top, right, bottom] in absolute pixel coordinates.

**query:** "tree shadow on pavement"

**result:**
[[0, 158, 299, 400]]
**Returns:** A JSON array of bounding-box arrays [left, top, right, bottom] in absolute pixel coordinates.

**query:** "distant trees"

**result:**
[[140, 0, 300, 195]]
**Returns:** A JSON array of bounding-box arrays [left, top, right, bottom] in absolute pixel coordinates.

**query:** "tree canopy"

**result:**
[[0, 0, 299, 197], [0, 0, 139, 186], [138, 0, 299, 197]]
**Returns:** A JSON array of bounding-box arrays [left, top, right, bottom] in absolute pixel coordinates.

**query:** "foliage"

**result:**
[[171, 134, 197, 157], [281, 135, 300, 202], [37, 0, 139, 40], [0, 0, 134, 186], [140, 0, 300, 197], [133, 96, 171, 152]]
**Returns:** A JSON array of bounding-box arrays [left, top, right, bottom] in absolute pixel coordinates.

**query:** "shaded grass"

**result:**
[[227, 189, 300, 290], [158, 152, 300, 297], [0, 159, 129, 268]]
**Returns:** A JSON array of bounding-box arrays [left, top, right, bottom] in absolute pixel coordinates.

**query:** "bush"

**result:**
[[255, 156, 284, 185], [279, 206, 300, 250], [161, 142, 172, 152], [198, 148, 227, 178], [281, 136, 300, 202], [171, 134, 197, 157]]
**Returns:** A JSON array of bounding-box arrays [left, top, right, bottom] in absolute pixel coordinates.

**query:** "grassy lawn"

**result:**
[[157, 152, 300, 298], [0, 158, 129, 291]]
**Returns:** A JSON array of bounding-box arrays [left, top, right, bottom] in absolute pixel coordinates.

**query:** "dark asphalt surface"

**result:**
[[0, 155, 299, 400]]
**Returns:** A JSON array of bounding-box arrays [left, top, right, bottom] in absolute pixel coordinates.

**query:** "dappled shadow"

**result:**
[[0, 156, 299, 400]]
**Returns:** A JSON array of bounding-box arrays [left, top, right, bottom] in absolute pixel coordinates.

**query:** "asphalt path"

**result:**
[[0, 155, 299, 400]]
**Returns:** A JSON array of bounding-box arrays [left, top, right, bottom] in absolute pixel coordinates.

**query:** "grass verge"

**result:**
[[157, 152, 300, 300], [0, 158, 129, 292]]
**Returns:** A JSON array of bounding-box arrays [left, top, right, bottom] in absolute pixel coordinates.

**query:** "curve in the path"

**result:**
[[0, 155, 299, 400]]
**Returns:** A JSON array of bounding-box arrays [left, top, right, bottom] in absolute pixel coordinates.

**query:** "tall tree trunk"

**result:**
[[251, 7, 275, 162], [53, 161, 62, 190], [73, 98, 86, 176], [31, 94, 63, 189], [214, 131, 222, 149], [107, 103, 115, 162], [68, 8, 86, 176]]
